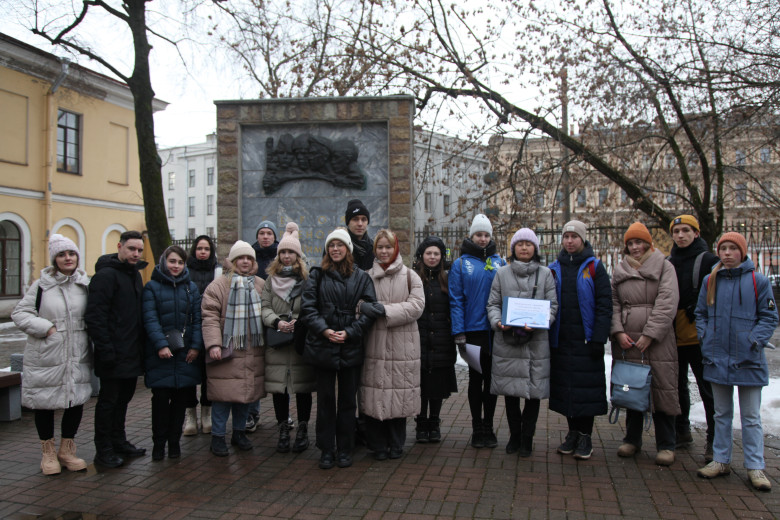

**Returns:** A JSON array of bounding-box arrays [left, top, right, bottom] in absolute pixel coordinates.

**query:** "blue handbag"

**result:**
[[608, 351, 653, 430]]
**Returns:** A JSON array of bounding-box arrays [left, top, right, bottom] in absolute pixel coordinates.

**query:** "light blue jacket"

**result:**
[[449, 253, 505, 335], [695, 258, 778, 386]]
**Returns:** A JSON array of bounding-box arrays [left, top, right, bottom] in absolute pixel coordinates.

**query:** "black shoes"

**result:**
[[168, 440, 181, 459], [210, 435, 229, 457], [374, 449, 389, 461], [292, 421, 309, 453], [482, 423, 498, 449], [557, 430, 578, 455], [94, 450, 124, 468], [573, 433, 593, 460], [152, 443, 165, 461], [319, 450, 335, 469], [113, 441, 146, 457], [428, 417, 441, 443], [337, 451, 353, 468], [518, 436, 533, 458], [277, 422, 291, 453], [415, 416, 429, 443], [471, 420, 485, 448], [231, 430, 253, 451], [389, 447, 403, 459], [506, 436, 521, 455]]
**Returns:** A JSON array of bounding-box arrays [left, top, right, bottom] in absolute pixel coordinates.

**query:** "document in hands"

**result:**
[[501, 297, 551, 329]]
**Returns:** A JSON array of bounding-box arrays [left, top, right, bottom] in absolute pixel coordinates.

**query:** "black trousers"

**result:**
[[365, 416, 407, 452], [151, 387, 190, 445], [34, 406, 84, 440], [94, 377, 138, 452], [183, 357, 211, 407], [315, 364, 360, 453], [567, 416, 595, 436], [624, 410, 676, 451], [504, 396, 541, 438], [272, 391, 312, 423], [677, 343, 715, 443], [466, 330, 498, 424]]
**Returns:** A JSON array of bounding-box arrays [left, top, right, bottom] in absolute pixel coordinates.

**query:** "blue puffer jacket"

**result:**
[[142, 265, 203, 389], [695, 258, 778, 386], [449, 238, 505, 335]]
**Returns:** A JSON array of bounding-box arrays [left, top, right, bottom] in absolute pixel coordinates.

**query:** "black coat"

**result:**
[[349, 231, 374, 272], [549, 244, 612, 418], [300, 266, 377, 369], [86, 254, 148, 378], [186, 256, 217, 295], [417, 268, 456, 371], [251, 240, 278, 280]]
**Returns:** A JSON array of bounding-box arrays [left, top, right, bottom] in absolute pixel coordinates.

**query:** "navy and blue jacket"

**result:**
[[448, 238, 505, 335]]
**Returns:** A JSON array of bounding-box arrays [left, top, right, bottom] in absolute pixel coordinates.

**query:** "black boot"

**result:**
[[415, 416, 429, 443], [152, 442, 165, 461], [483, 420, 498, 449], [231, 430, 253, 451], [518, 436, 534, 458], [94, 448, 124, 468], [428, 417, 441, 443], [506, 416, 522, 454], [168, 438, 181, 459], [471, 419, 485, 448], [292, 421, 309, 453], [210, 435, 229, 457], [277, 422, 291, 453]]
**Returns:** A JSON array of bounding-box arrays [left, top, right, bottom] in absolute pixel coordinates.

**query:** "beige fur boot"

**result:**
[[58, 438, 87, 471], [201, 405, 212, 434], [183, 408, 198, 436], [40, 439, 61, 475]]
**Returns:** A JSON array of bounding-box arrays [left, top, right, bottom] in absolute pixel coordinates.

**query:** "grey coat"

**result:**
[[487, 261, 558, 400], [12, 267, 93, 410]]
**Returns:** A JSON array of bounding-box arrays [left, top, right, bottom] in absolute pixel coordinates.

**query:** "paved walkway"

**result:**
[[0, 323, 778, 519]]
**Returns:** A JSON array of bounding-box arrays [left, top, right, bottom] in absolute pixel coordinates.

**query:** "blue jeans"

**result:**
[[711, 383, 764, 470], [210, 402, 250, 437], [248, 399, 261, 417]]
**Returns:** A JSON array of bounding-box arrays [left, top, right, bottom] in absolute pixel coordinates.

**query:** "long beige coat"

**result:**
[[360, 256, 425, 421], [201, 274, 266, 404], [610, 249, 681, 415], [12, 267, 93, 410], [260, 278, 316, 394]]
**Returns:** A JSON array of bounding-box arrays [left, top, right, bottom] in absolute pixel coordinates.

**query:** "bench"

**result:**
[[0, 372, 22, 421]]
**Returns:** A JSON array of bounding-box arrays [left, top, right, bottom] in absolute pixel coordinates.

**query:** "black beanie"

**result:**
[[415, 236, 447, 260], [345, 199, 370, 225]]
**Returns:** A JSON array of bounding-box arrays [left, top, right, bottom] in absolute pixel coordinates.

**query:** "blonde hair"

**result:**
[[266, 253, 309, 280], [373, 229, 398, 255], [706, 263, 724, 307]]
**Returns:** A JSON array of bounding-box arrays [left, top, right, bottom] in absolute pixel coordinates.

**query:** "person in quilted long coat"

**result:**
[[12, 234, 92, 475], [360, 230, 425, 460], [611, 222, 680, 466], [142, 245, 202, 461]]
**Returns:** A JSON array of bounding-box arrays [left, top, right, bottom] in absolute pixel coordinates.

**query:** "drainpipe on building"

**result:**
[[44, 58, 70, 251]]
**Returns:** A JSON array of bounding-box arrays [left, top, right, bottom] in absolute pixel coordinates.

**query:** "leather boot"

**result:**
[[471, 419, 485, 448], [415, 416, 429, 443], [201, 406, 212, 434], [292, 421, 309, 453], [277, 422, 291, 453], [428, 417, 441, 443], [40, 439, 61, 475], [210, 435, 229, 457], [482, 420, 498, 449], [57, 438, 87, 471], [183, 408, 198, 436]]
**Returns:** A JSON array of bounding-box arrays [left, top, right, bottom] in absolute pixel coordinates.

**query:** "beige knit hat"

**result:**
[[228, 240, 256, 262], [325, 228, 353, 253], [48, 234, 79, 264], [277, 222, 303, 257]]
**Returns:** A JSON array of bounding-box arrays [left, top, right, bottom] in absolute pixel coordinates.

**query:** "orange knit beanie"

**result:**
[[624, 222, 653, 246]]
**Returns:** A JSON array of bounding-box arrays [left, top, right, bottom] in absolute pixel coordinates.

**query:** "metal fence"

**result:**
[[416, 220, 780, 281]]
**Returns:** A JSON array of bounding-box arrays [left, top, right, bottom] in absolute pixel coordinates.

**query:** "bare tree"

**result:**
[[25, 0, 182, 257]]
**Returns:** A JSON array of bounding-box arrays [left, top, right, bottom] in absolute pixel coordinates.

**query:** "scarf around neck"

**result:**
[[223, 274, 263, 350], [270, 267, 304, 302]]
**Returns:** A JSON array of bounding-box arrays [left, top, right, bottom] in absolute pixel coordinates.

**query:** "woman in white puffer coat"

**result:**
[[12, 234, 93, 475]]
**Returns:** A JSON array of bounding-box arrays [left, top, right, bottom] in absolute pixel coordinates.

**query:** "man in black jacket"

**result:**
[[668, 215, 719, 461], [86, 230, 148, 468], [345, 199, 374, 271]]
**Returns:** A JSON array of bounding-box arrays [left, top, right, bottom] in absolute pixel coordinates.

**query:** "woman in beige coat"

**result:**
[[202, 240, 266, 457], [611, 222, 680, 466], [261, 222, 316, 453], [361, 229, 425, 460]]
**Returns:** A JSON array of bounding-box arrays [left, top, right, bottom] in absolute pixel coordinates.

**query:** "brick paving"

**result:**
[[1, 325, 778, 519]]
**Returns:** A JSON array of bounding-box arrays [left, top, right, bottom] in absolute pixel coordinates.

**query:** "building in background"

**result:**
[[0, 32, 166, 316], [158, 134, 218, 242]]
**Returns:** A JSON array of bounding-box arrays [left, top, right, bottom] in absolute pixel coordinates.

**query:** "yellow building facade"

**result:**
[[0, 33, 165, 316]]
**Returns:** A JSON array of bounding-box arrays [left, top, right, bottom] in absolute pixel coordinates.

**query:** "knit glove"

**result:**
[[588, 341, 605, 360], [454, 334, 467, 348]]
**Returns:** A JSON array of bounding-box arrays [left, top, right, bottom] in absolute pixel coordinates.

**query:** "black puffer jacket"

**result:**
[[187, 256, 217, 295], [548, 244, 612, 418], [86, 254, 148, 378], [417, 267, 456, 372], [252, 240, 278, 280], [300, 266, 377, 369]]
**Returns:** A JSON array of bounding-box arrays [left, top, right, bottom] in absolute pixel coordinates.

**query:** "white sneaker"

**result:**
[[748, 469, 771, 491]]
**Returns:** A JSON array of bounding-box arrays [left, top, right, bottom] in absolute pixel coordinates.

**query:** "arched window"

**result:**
[[0, 220, 22, 296]]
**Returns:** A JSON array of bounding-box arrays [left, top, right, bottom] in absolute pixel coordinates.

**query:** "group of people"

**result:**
[[11, 203, 777, 492]]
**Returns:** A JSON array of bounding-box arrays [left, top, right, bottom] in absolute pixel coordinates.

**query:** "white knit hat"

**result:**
[[277, 222, 303, 257], [228, 240, 256, 262], [48, 234, 79, 264], [469, 214, 493, 237], [325, 228, 353, 253]]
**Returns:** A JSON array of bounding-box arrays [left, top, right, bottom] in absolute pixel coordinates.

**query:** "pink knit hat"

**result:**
[[277, 222, 303, 257]]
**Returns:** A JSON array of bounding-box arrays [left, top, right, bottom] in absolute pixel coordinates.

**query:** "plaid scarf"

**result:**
[[222, 274, 263, 351]]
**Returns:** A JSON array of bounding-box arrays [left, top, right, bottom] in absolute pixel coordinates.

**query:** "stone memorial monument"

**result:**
[[215, 96, 415, 264]]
